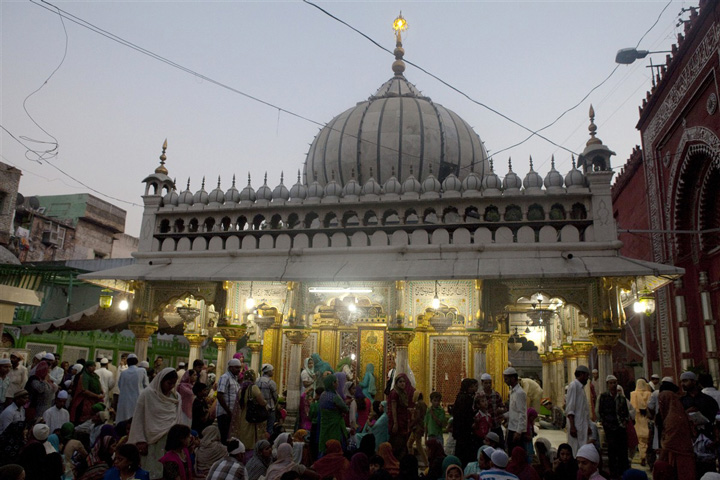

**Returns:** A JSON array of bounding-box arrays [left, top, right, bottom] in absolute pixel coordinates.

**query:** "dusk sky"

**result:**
[[2, 1, 682, 237]]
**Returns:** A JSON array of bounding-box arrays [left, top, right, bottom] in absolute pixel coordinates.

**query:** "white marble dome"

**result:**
[[193, 178, 209, 205], [178, 180, 194, 205], [225, 176, 241, 203], [208, 177, 225, 205], [544, 157, 564, 189], [239, 175, 257, 202], [256, 174, 273, 201], [565, 157, 586, 188], [272, 174, 290, 201], [304, 73, 489, 188]]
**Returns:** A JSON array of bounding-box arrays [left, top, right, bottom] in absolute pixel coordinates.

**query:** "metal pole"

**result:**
[[640, 313, 648, 379]]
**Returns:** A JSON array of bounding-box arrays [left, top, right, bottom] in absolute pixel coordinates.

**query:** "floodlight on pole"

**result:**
[[615, 47, 672, 65]]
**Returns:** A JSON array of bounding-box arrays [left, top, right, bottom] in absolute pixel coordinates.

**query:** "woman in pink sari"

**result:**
[[176, 370, 197, 426]]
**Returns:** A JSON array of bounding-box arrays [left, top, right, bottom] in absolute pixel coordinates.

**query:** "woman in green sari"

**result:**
[[318, 373, 349, 455], [69, 362, 104, 424]]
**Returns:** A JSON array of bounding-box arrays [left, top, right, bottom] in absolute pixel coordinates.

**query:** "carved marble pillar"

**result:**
[[551, 351, 565, 406], [284, 328, 310, 420], [591, 331, 621, 395], [388, 329, 415, 378], [186, 333, 206, 366], [469, 332, 493, 381], [220, 325, 247, 360], [248, 341, 262, 372], [563, 344, 578, 384], [129, 322, 157, 361], [413, 317, 430, 397], [539, 353, 551, 398], [214, 335, 227, 377], [574, 342, 594, 370], [394, 281, 407, 326]]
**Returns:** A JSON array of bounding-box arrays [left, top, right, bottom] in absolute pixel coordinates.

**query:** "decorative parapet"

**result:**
[[590, 330, 622, 352]]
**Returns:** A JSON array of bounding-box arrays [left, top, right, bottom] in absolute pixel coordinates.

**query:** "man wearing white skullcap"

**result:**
[[206, 438, 247, 479], [565, 366, 591, 455], [597, 374, 629, 476], [478, 449, 516, 479], [576, 444, 603, 479], [503, 367, 527, 452], [116, 353, 149, 423], [6, 352, 28, 401], [43, 390, 70, 433], [478, 372, 505, 445], [216, 358, 243, 443], [257, 364, 278, 434]]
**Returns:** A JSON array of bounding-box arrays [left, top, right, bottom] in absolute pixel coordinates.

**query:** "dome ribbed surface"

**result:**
[[304, 75, 489, 187]]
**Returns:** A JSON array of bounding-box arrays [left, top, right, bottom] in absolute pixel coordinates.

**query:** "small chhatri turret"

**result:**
[[383, 166, 402, 195], [361, 167, 382, 196], [523, 156, 543, 191], [342, 169, 362, 197], [142, 139, 174, 196], [193, 177, 209, 205], [544, 155, 564, 190], [256, 172, 273, 201], [577, 105, 616, 174], [480, 158, 502, 192], [502, 158, 522, 191], [208, 176, 225, 205], [239, 173, 257, 202], [178, 178, 194, 205], [226, 175, 240, 204], [272, 172, 290, 201], [565, 155, 586, 189]]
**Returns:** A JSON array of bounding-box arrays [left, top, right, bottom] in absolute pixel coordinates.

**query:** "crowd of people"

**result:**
[[0, 349, 719, 480]]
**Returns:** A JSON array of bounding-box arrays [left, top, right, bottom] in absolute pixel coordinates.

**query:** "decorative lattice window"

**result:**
[[430, 337, 468, 407]]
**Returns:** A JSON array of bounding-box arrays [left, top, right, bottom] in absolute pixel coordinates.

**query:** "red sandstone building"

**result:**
[[612, 0, 720, 383]]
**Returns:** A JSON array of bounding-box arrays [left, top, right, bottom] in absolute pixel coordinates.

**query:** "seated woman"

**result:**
[[266, 443, 319, 480], [102, 443, 150, 480], [159, 424, 194, 480]]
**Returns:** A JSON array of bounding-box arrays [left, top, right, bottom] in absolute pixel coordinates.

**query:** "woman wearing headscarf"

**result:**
[[59, 422, 87, 478], [78, 432, 117, 480], [311, 354, 334, 388], [345, 453, 370, 480], [195, 425, 227, 475], [359, 364, 377, 401], [355, 385, 371, 430], [552, 443, 578, 480], [657, 389, 696, 479], [311, 440, 350, 480], [127, 367, 180, 479], [507, 446, 540, 480], [25, 360, 58, 420], [70, 362, 104, 424], [292, 429, 309, 465], [532, 438, 554, 479], [438, 456, 461, 480], [387, 373, 414, 459], [247, 440, 273, 480], [176, 369, 197, 427], [273, 432, 291, 458], [337, 358, 354, 382], [266, 443, 316, 480], [318, 374, 349, 455], [630, 378, 652, 466], [231, 369, 268, 452], [302, 358, 317, 391], [377, 443, 399, 477], [452, 378, 478, 467], [443, 464, 463, 480]]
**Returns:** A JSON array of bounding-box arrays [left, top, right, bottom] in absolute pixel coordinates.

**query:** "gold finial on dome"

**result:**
[[392, 12, 407, 77], [156, 139, 169, 175], [587, 104, 602, 146]]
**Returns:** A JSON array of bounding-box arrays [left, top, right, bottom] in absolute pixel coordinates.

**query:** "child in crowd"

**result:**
[[424, 392, 447, 446], [369, 454, 393, 480], [472, 392, 492, 442]]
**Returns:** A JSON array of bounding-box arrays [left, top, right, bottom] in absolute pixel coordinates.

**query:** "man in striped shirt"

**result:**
[[478, 373, 506, 445], [206, 438, 248, 480]]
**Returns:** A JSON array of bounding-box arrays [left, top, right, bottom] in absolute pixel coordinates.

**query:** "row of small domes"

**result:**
[[162, 157, 587, 206]]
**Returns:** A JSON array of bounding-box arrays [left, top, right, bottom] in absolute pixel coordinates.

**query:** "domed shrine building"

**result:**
[[86, 17, 681, 415]]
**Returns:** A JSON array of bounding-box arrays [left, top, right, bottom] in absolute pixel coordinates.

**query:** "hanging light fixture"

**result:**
[[246, 281, 255, 310], [99, 288, 114, 309], [509, 327, 523, 352], [118, 299, 129, 311], [432, 281, 441, 310], [633, 290, 656, 316]]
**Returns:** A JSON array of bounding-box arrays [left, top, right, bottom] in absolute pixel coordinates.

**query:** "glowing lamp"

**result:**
[[393, 13, 407, 32], [99, 288, 114, 309], [246, 296, 255, 310], [118, 299, 129, 311], [634, 290, 656, 316], [431, 295, 440, 310]]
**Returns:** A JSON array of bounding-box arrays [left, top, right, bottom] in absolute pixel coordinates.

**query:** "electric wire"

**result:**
[[302, 0, 577, 157]]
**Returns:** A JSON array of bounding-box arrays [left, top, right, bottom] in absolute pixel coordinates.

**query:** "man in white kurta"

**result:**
[[503, 367, 528, 452], [96, 358, 116, 404], [565, 365, 591, 455], [43, 390, 70, 433], [116, 355, 149, 423]]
